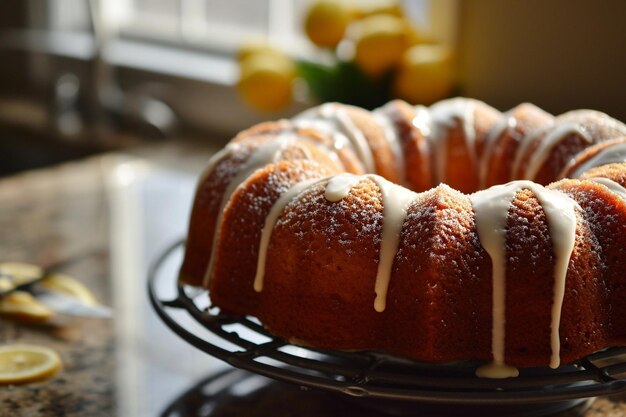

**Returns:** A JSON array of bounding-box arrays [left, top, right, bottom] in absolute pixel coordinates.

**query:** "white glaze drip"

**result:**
[[428, 98, 476, 184], [202, 135, 297, 286], [324, 174, 417, 311], [295, 104, 377, 173], [411, 105, 433, 175], [471, 182, 520, 375], [412, 105, 432, 138], [294, 116, 351, 151], [511, 127, 543, 180], [296, 135, 346, 171], [184, 146, 237, 283], [195, 145, 239, 192], [470, 180, 579, 375], [524, 124, 591, 180], [571, 144, 626, 178], [589, 177, 626, 201], [331, 107, 377, 173], [369, 176, 418, 312], [373, 103, 407, 185], [324, 173, 364, 202], [479, 116, 518, 188], [254, 178, 320, 292]]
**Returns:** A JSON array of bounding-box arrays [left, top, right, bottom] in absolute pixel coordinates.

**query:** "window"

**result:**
[[49, 0, 453, 58], [41, 0, 459, 135]]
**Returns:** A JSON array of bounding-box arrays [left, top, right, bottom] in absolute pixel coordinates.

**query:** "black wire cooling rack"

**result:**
[[148, 240, 626, 406]]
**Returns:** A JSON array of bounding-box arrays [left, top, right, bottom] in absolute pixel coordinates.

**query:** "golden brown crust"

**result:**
[[560, 137, 626, 179], [180, 122, 360, 286], [514, 111, 626, 184], [437, 100, 501, 193], [386, 185, 492, 362], [579, 162, 626, 187], [260, 177, 385, 350], [210, 159, 336, 314], [180, 134, 267, 286], [550, 179, 626, 345], [181, 99, 626, 367], [341, 105, 401, 183], [385, 100, 434, 192], [483, 103, 554, 187], [219, 178, 622, 366]]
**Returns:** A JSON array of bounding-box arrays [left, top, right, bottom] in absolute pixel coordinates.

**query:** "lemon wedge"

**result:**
[[0, 262, 43, 286], [0, 291, 55, 322], [40, 273, 99, 306], [0, 344, 62, 385], [0, 277, 12, 292]]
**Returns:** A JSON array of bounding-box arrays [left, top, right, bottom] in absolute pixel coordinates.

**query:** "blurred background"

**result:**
[[0, 0, 625, 176], [0, 2, 625, 415]]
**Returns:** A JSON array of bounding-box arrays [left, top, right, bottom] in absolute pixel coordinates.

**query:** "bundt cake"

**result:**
[[179, 97, 626, 378]]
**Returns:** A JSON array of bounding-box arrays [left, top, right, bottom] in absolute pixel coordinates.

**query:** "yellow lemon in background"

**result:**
[[393, 44, 455, 105], [404, 19, 429, 46], [304, 0, 353, 48], [237, 41, 287, 64], [352, 0, 404, 18], [237, 53, 296, 112], [0, 345, 62, 385], [0, 291, 55, 322], [351, 14, 409, 77]]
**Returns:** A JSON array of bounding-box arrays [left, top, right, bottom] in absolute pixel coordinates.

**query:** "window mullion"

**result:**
[[268, 0, 294, 50], [180, 0, 207, 41]]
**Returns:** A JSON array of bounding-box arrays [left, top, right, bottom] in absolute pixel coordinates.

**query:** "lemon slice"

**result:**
[[0, 344, 62, 385], [40, 273, 99, 306], [0, 291, 55, 322], [0, 262, 43, 286], [0, 277, 12, 292]]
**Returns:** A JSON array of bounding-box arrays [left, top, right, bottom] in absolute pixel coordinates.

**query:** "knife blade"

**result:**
[[31, 288, 113, 319]]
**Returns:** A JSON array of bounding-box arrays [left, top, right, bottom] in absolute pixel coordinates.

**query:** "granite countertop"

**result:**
[[0, 153, 625, 417], [0, 157, 115, 417]]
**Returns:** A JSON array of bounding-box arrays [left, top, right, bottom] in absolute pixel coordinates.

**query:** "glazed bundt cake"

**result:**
[[179, 97, 626, 378]]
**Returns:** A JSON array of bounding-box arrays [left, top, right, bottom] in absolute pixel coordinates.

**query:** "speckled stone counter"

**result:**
[[0, 157, 116, 417], [0, 154, 625, 417]]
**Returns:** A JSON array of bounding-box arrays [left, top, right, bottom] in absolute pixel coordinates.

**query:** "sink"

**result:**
[[0, 124, 105, 177]]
